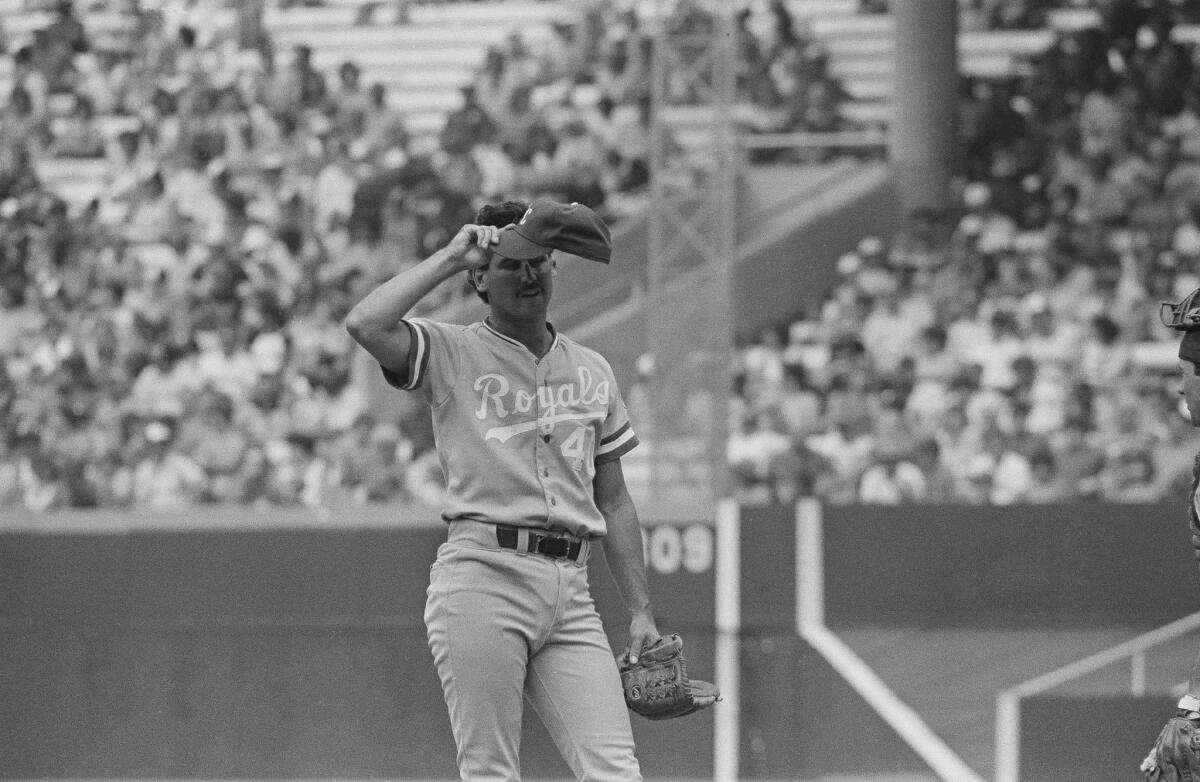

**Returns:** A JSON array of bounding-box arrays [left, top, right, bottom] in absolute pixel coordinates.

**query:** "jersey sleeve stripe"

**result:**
[[402, 319, 430, 390], [600, 422, 631, 446], [597, 425, 636, 456], [596, 430, 638, 462]]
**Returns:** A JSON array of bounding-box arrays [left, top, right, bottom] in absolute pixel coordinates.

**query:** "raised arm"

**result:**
[[344, 223, 499, 378]]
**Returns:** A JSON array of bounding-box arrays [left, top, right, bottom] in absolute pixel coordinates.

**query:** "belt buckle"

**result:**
[[532, 533, 572, 560]]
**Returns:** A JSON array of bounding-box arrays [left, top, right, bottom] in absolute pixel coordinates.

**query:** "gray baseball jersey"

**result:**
[[382, 317, 639, 538]]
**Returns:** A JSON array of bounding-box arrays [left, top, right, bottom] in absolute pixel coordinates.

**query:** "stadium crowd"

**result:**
[[729, 0, 1200, 505], [8, 0, 1200, 512], [0, 0, 861, 512]]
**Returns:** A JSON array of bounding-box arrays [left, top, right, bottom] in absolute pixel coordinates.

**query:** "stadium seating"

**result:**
[[255, 0, 1086, 149], [6, 0, 1200, 513], [263, 0, 558, 138]]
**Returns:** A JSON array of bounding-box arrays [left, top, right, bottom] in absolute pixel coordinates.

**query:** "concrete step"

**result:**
[[820, 27, 1055, 56], [398, 110, 446, 137], [842, 78, 891, 102], [960, 28, 1056, 54], [264, 5, 365, 30], [365, 84, 462, 113], [304, 44, 486, 70], [783, 0, 862, 18], [809, 13, 892, 40], [406, 0, 564, 27], [269, 21, 535, 49], [356, 66, 475, 91], [823, 36, 892, 57], [840, 100, 890, 127]]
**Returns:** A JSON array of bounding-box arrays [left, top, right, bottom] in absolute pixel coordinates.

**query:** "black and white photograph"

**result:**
[[6, 0, 1200, 780]]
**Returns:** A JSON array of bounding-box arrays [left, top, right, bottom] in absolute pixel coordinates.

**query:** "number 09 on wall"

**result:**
[[641, 524, 714, 574]]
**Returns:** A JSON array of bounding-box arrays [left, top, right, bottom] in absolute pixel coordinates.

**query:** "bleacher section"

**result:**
[[10, 0, 1198, 210], [263, 1, 561, 138], [0, 0, 147, 51], [806, 12, 1059, 125], [257, 0, 1087, 144], [808, 5, 1200, 127], [3, 0, 1198, 156]]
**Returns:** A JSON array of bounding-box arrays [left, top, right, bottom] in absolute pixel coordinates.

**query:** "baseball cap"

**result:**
[[494, 200, 612, 264]]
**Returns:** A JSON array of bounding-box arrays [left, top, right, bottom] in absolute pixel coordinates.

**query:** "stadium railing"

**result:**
[[994, 610, 1200, 782]]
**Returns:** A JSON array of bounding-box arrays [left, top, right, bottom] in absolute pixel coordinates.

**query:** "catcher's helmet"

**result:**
[[1161, 287, 1200, 331]]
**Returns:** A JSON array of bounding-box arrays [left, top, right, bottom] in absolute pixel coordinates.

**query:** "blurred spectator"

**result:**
[[267, 44, 326, 115], [10, 47, 49, 121], [858, 433, 926, 504], [41, 0, 89, 90], [440, 84, 497, 156], [775, 363, 822, 441], [2, 87, 50, 156], [113, 419, 205, 509], [727, 410, 793, 504], [361, 82, 410, 158], [910, 437, 958, 502], [175, 391, 253, 502]]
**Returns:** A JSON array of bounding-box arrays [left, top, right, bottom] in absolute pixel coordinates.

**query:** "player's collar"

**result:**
[[482, 319, 560, 355]]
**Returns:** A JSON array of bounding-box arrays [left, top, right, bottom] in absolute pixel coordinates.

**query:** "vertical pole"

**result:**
[[890, 0, 959, 218], [646, 0, 669, 500], [646, 0, 737, 511], [1132, 651, 1147, 696], [709, 1, 737, 504], [995, 691, 1021, 782], [713, 498, 740, 782], [795, 498, 824, 632]]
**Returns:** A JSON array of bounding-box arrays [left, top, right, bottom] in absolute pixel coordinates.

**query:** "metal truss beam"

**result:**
[[645, 0, 738, 510]]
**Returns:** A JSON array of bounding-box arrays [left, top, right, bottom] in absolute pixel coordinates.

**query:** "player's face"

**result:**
[[1178, 360, 1200, 426], [486, 253, 555, 315]]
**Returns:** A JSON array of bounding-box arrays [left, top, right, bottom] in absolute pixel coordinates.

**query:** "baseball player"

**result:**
[[345, 199, 661, 781], [1143, 287, 1200, 779]]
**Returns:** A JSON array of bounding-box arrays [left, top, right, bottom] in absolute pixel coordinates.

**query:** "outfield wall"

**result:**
[[735, 501, 1199, 630], [820, 503, 1198, 625], [2, 500, 1194, 779], [1020, 696, 1166, 781], [0, 507, 717, 780]]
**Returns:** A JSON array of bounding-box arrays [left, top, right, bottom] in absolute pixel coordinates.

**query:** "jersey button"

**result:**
[[550, 497, 557, 506], [542, 468, 549, 477], [542, 434, 551, 443]]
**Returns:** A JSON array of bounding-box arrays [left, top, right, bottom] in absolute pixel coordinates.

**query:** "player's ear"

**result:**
[[471, 268, 488, 290], [550, 258, 558, 277]]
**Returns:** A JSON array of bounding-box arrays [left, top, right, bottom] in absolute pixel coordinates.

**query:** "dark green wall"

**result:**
[[0, 512, 716, 779]]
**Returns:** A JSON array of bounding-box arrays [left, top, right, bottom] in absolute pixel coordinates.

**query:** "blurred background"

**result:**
[[4, 0, 1200, 779]]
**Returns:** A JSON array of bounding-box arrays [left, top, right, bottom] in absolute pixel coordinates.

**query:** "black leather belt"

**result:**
[[495, 525, 585, 563]]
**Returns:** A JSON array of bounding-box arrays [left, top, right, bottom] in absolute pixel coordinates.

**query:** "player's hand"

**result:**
[[623, 609, 661, 666], [445, 224, 500, 272]]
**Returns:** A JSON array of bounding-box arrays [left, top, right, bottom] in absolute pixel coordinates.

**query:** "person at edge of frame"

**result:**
[[1143, 286, 1200, 780]]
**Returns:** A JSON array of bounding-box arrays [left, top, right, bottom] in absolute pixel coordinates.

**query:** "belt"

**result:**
[[495, 525, 587, 563]]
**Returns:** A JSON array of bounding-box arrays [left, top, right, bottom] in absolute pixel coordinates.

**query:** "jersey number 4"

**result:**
[[561, 426, 590, 470]]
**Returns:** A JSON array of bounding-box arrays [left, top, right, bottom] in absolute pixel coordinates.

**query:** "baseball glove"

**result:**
[[1142, 712, 1200, 780], [618, 634, 720, 720]]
